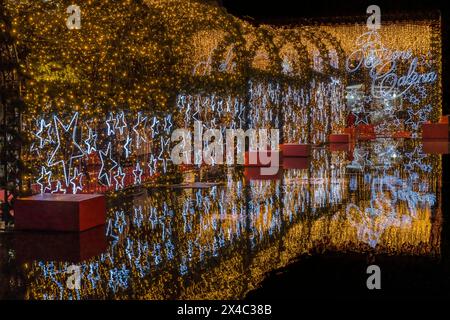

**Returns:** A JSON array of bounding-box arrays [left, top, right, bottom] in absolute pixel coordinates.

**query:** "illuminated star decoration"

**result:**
[[148, 154, 158, 176], [163, 114, 173, 135], [69, 167, 84, 194], [150, 116, 160, 139], [115, 111, 127, 135], [133, 162, 143, 185], [405, 104, 432, 137], [133, 112, 148, 148], [349, 148, 373, 170], [404, 146, 430, 173], [36, 166, 53, 194], [123, 134, 132, 158], [114, 166, 126, 191], [51, 180, 67, 194], [353, 108, 370, 126], [35, 119, 52, 148], [98, 142, 118, 187], [404, 84, 428, 105], [84, 127, 98, 155], [30, 142, 41, 157], [106, 113, 117, 136], [47, 112, 85, 186]]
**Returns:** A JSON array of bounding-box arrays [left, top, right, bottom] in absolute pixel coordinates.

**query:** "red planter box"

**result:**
[[282, 157, 310, 169], [14, 225, 107, 263], [280, 144, 311, 157], [329, 134, 350, 143], [244, 151, 281, 167], [356, 125, 376, 140], [244, 167, 283, 181], [393, 131, 411, 138], [343, 127, 356, 138], [423, 141, 450, 154], [422, 123, 449, 140], [329, 143, 351, 152], [15, 194, 106, 232]]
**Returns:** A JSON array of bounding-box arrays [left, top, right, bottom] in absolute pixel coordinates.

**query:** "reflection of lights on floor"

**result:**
[[1, 139, 443, 300]]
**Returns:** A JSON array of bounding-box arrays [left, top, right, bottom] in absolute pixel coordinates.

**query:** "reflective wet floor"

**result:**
[[0, 138, 449, 299]]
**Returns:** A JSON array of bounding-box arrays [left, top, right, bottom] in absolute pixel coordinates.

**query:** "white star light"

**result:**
[[150, 116, 160, 139], [163, 114, 173, 134], [30, 142, 41, 157], [404, 146, 428, 172], [84, 127, 98, 154], [36, 166, 53, 194], [133, 162, 143, 185], [69, 167, 84, 194], [98, 142, 118, 187], [51, 181, 67, 194], [354, 111, 370, 126], [405, 106, 431, 131], [114, 166, 126, 191], [47, 113, 84, 186], [123, 134, 132, 158], [35, 119, 52, 148], [148, 154, 158, 176], [106, 113, 117, 136], [133, 112, 148, 148], [115, 111, 127, 135]]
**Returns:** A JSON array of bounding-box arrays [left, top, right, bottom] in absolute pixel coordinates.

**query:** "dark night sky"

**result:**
[[221, 0, 444, 21]]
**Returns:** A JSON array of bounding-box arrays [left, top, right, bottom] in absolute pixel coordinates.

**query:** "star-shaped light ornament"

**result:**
[[69, 167, 84, 194], [115, 111, 127, 135], [84, 127, 98, 155], [35, 119, 52, 148], [98, 142, 118, 187], [114, 166, 126, 191], [123, 134, 132, 158], [51, 180, 67, 194], [133, 162, 143, 185], [47, 113, 85, 186], [106, 113, 117, 136], [404, 146, 428, 172], [405, 105, 431, 137], [133, 112, 148, 149], [36, 166, 53, 194]]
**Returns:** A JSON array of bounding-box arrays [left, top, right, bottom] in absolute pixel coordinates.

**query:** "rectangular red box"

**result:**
[[329, 134, 350, 143], [14, 225, 107, 263], [343, 127, 356, 138], [244, 151, 281, 167], [422, 123, 449, 140], [329, 143, 351, 152], [244, 167, 283, 181], [392, 131, 411, 138], [280, 144, 311, 157], [15, 194, 106, 232], [423, 141, 450, 154], [356, 125, 376, 140], [282, 157, 310, 169]]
